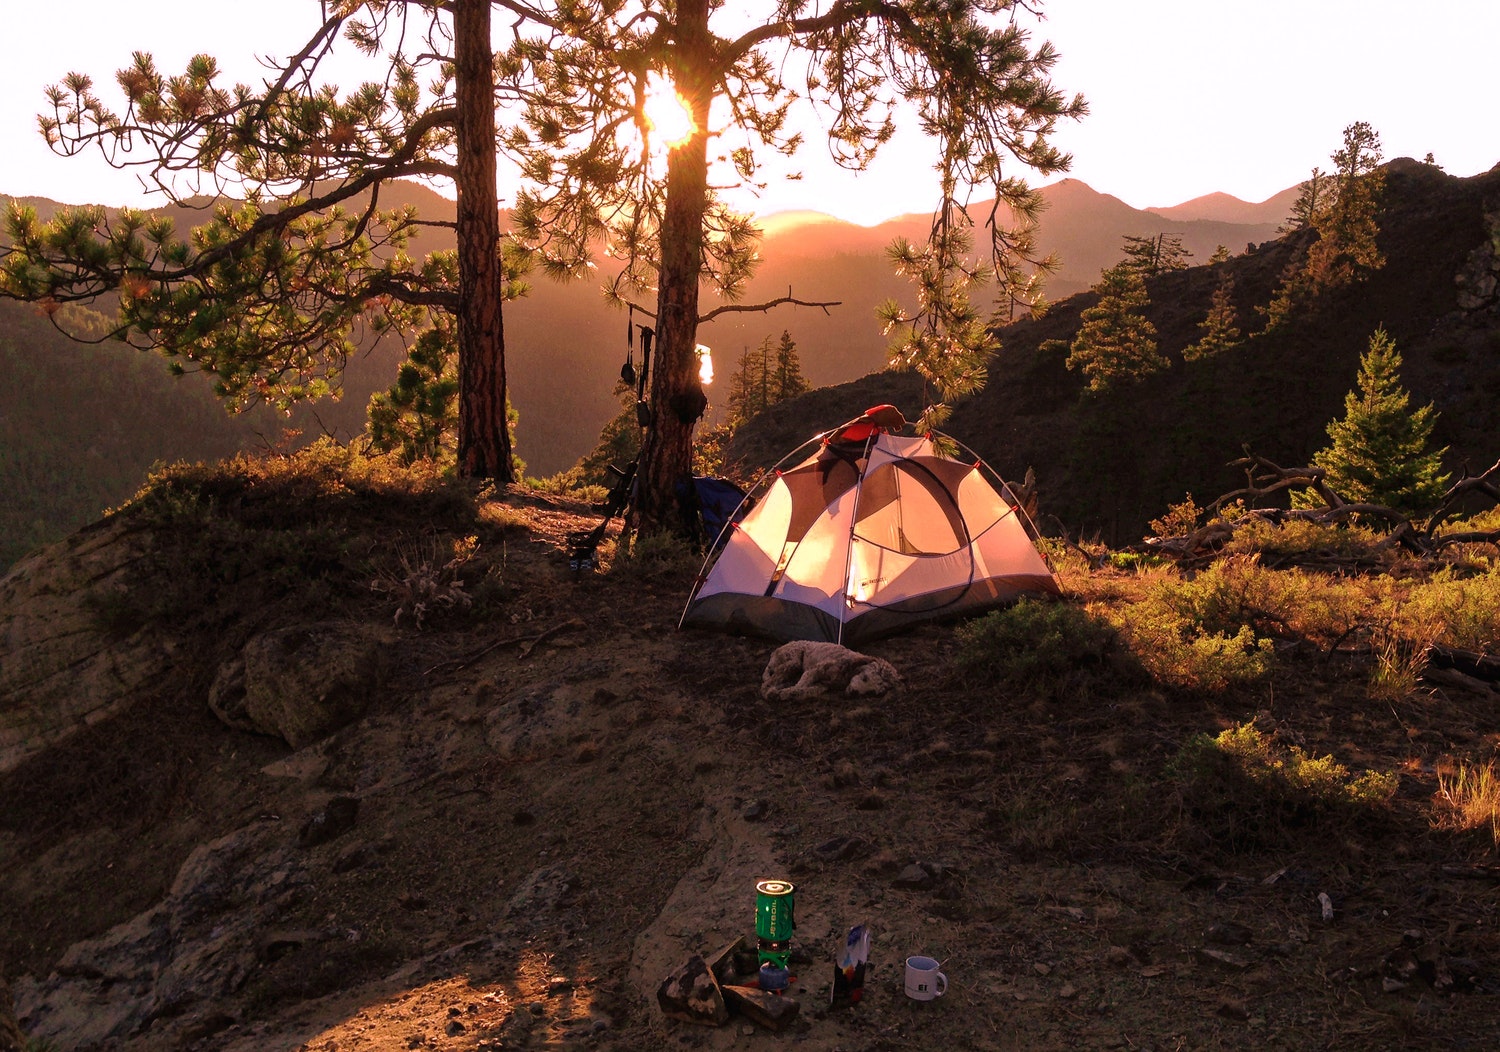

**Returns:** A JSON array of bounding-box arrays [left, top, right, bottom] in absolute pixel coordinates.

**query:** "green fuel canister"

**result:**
[[755, 879, 795, 968]]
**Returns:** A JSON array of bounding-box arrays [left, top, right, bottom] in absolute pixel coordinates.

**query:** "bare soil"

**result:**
[[3, 484, 1499, 1052]]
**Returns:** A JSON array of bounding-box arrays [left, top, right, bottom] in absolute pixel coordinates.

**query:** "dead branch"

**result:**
[[1424, 457, 1500, 534], [1214, 450, 1347, 513], [698, 292, 841, 324], [1158, 447, 1500, 564]]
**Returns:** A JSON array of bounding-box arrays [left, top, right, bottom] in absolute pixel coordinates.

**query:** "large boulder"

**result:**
[[0, 519, 176, 773], [208, 623, 392, 748]]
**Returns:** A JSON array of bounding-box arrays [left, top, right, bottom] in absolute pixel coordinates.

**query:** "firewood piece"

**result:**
[[704, 935, 746, 985], [657, 954, 729, 1027], [722, 985, 801, 1031]]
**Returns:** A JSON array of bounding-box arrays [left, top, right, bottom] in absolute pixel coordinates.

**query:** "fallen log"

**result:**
[[1424, 643, 1500, 683]]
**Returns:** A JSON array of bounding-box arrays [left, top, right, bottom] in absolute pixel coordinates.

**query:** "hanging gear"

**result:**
[[620, 306, 637, 386], [635, 325, 654, 428]]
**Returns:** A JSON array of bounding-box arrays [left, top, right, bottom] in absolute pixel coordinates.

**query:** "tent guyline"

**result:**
[[680, 405, 1061, 645]]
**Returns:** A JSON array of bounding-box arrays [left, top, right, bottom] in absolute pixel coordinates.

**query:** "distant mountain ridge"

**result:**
[[1144, 186, 1302, 225], [729, 157, 1500, 544]]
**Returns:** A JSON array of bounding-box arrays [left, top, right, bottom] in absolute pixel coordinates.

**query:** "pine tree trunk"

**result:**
[[453, 0, 512, 481], [631, 0, 711, 536]]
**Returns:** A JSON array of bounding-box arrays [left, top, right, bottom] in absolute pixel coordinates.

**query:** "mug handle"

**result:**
[[934, 971, 948, 997]]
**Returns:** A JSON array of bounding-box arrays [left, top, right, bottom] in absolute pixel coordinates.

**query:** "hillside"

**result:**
[[0, 176, 1284, 567], [730, 158, 1500, 545], [4, 446, 1500, 1049]]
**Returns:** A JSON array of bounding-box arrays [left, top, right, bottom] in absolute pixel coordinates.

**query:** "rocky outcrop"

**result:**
[[1454, 202, 1500, 312], [0, 519, 176, 773], [12, 819, 305, 1047], [208, 623, 393, 748]]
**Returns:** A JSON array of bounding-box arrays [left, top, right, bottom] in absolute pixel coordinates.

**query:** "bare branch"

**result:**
[[699, 294, 840, 324]]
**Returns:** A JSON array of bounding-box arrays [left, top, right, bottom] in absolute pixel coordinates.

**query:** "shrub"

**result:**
[[1108, 564, 1278, 690], [370, 534, 478, 630], [1368, 620, 1434, 701], [1220, 517, 1386, 563], [1168, 724, 1399, 852], [955, 599, 1117, 696], [1402, 567, 1500, 653], [608, 530, 700, 582], [1148, 494, 1204, 539]]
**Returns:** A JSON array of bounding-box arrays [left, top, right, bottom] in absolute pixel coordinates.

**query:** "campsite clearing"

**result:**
[[3, 480, 1499, 1050]]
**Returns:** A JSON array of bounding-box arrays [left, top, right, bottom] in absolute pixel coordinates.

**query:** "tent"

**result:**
[[679, 414, 1060, 645]]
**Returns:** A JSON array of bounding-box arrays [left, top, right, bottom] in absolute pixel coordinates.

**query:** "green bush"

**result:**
[[1221, 517, 1386, 563], [1103, 563, 1277, 691], [955, 599, 1117, 694], [1120, 607, 1273, 691], [1167, 724, 1398, 852], [1402, 566, 1500, 652]]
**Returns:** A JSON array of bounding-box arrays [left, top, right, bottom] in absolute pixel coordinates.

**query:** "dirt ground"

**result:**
[[3, 492, 1499, 1051]]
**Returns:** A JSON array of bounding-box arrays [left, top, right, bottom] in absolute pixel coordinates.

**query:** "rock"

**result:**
[[1205, 921, 1253, 946], [704, 936, 746, 985], [761, 641, 901, 703], [1216, 999, 1250, 1021], [0, 973, 25, 1052], [212, 623, 392, 748], [742, 799, 770, 821], [298, 796, 360, 847], [1195, 948, 1251, 971], [505, 866, 580, 923], [723, 985, 800, 1032], [657, 954, 728, 1027], [12, 822, 303, 1048], [0, 520, 177, 773], [893, 863, 934, 890], [813, 835, 871, 863]]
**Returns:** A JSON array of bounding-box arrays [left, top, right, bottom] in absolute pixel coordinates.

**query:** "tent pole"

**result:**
[[836, 432, 878, 646]]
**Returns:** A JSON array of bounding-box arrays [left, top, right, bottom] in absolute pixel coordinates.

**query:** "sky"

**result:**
[[1, 1, 1496, 225]]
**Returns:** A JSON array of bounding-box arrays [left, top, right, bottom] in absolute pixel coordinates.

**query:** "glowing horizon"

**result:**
[[0, 2, 1495, 227]]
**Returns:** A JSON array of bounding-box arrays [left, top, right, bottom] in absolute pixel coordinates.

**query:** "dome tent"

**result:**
[[679, 409, 1060, 645]]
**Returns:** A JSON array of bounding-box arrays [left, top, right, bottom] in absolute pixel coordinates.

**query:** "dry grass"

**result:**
[[1435, 762, 1500, 846]]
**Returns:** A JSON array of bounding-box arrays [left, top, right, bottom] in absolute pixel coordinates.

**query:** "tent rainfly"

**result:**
[[679, 412, 1060, 645]]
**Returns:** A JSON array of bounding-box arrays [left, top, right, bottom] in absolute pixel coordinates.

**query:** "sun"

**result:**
[[642, 71, 696, 149]]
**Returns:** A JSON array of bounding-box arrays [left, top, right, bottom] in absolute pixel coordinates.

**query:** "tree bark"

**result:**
[[630, 0, 712, 537], [454, 0, 512, 481]]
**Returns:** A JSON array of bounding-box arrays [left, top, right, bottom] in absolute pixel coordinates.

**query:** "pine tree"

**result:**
[[368, 326, 460, 466], [1065, 264, 1165, 392], [725, 331, 809, 429], [1312, 327, 1449, 515], [1120, 233, 1192, 276], [1263, 123, 1386, 330], [1309, 121, 1386, 285], [1183, 274, 1242, 361], [514, 1, 1084, 533], [772, 331, 809, 403], [726, 339, 772, 428], [1278, 167, 1332, 234], [1, 2, 525, 480]]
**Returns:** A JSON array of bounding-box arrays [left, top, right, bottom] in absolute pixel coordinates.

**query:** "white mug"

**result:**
[[904, 955, 948, 1001]]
